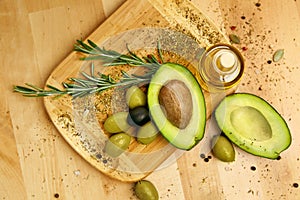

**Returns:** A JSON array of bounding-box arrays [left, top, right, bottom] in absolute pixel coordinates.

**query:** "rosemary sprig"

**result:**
[[74, 39, 162, 69], [13, 40, 164, 98]]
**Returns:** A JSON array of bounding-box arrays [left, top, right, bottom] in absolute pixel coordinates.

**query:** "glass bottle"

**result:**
[[198, 44, 244, 92]]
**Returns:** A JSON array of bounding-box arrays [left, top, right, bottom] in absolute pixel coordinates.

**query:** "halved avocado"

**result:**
[[214, 93, 291, 159], [147, 63, 206, 150]]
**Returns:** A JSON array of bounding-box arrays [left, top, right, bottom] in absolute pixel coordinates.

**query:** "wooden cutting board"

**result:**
[[3, 0, 300, 199], [43, 0, 234, 182]]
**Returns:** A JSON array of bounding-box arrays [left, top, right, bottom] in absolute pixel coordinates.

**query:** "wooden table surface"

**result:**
[[1, 0, 300, 199]]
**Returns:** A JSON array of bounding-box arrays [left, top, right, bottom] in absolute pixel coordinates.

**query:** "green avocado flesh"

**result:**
[[147, 63, 206, 150], [215, 93, 291, 159]]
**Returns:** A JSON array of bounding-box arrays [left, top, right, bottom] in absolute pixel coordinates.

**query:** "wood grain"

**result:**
[[1, 0, 300, 199]]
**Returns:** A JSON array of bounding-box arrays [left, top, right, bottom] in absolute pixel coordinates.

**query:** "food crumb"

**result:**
[[54, 193, 60, 198]]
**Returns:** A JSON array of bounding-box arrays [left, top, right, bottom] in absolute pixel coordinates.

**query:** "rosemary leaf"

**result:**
[[14, 39, 165, 99], [87, 39, 101, 51]]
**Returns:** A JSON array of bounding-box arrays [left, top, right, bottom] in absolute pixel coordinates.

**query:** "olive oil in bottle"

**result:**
[[198, 44, 244, 92]]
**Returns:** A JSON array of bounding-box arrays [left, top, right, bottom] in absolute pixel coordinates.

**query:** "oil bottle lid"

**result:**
[[220, 51, 236, 69]]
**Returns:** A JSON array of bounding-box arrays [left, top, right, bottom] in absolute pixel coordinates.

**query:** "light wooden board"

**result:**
[[43, 0, 232, 182], [2, 0, 300, 199]]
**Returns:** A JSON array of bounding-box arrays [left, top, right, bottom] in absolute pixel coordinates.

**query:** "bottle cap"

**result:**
[[220, 51, 236, 69]]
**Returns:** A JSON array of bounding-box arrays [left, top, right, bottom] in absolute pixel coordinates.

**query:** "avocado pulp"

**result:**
[[147, 63, 206, 150], [215, 93, 291, 159]]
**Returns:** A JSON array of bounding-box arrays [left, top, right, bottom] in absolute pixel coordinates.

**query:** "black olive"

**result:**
[[128, 106, 150, 126]]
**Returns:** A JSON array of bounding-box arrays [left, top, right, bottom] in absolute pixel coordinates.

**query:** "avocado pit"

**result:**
[[158, 80, 192, 129]]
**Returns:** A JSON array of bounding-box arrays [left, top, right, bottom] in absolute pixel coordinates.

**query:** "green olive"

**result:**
[[104, 133, 131, 157], [126, 85, 147, 109], [136, 122, 159, 145], [212, 135, 235, 162], [134, 180, 159, 200], [104, 112, 131, 133]]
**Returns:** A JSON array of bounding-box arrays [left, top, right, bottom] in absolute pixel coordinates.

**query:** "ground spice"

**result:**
[[230, 26, 237, 31]]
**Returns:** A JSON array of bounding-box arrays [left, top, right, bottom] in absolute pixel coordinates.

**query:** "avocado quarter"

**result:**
[[147, 63, 206, 150], [214, 93, 291, 159]]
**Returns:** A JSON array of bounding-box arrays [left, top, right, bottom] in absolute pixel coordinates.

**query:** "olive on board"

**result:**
[[136, 122, 159, 145], [104, 133, 131, 157], [134, 180, 159, 200], [104, 112, 131, 133], [211, 135, 235, 162], [126, 85, 147, 109], [128, 106, 150, 126]]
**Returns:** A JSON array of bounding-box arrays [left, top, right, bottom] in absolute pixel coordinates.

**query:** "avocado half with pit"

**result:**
[[214, 93, 291, 159], [147, 63, 206, 150]]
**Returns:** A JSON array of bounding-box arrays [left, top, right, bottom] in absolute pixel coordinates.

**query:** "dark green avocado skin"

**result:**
[[147, 63, 206, 150], [214, 93, 291, 159]]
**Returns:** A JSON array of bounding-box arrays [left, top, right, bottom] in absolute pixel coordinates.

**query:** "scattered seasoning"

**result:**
[[250, 166, 256, 171], [230, 26, 237, 31], [241, 16, 246, 20], [193, 163, 197, 167], [102, 159, 108, 164], [73, 170, 81, 176], [273, 49, 284, 62], [229, 34, 241, 44], [200, 153, 213, 162], [276, 155, 281, 160], [96, 153, 102, 159], [293, 183, 299, 188], [255, 2, 261, 7], [54, 193, 60, 198], [267, 60, 272, 64], [242, 46, 248, 51]]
